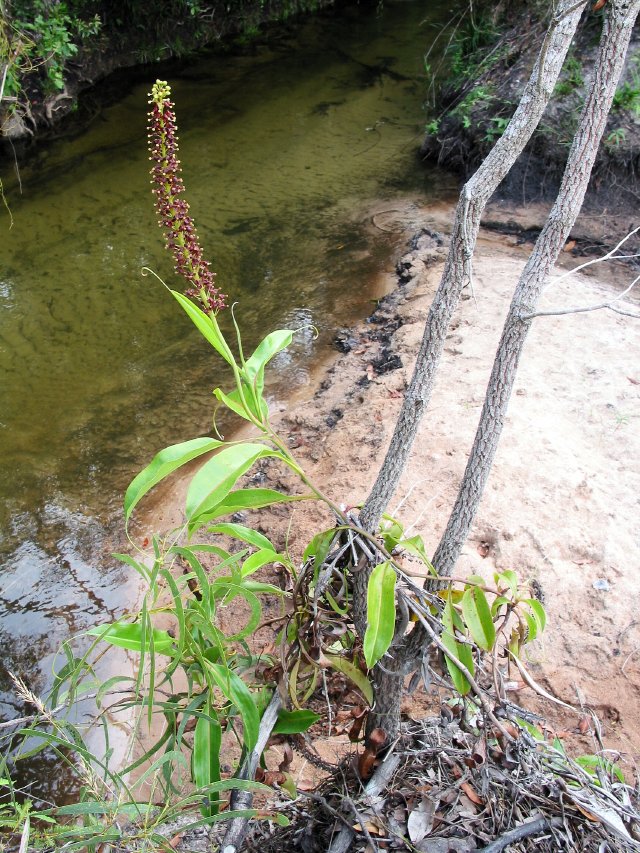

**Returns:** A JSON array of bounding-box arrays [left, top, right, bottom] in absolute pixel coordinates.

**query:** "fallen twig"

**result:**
[[478, 814, 565, 852], [221, 691, 282, 853], [327, 751, 401, 853]]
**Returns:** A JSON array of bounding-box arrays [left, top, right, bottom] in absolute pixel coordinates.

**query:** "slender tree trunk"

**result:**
[[433, 0, 640, 578], [356, 0, 588, 740], [359, 1, 587, 539]]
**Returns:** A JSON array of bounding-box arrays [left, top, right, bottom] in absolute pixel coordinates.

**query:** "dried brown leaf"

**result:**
[[460, 782, 484, 806], [407, 796, 436, 843]]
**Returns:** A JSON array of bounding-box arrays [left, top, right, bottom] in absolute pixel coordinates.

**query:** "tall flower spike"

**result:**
[[148, 80, 227, 313]]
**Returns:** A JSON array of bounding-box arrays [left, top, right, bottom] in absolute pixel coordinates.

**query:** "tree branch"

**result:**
[[522, 273, 640, 320]]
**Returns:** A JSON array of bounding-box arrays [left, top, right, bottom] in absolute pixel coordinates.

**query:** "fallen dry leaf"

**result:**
[[564, 239, 576, 252], [460, 781, 484, 805], [578, 715, 591, 734], [407, 796, 436, 843]]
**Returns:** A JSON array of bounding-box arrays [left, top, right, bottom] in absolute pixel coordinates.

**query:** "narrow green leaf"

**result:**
[[495, 569, 518, 597], [323, 654, 373, 706], [131, 749, 189, 789], [461, 585, 496, 651], [521, 598, 547, 633], [441, 595, 473, 695], [241, 549, 282, 577], [171, 546, 213, 614], [208, 522, 274, 551], [214, 387, 258, 422], [54, 802, 120, 816], [186, 444, 283, 524], [193, 704, 222, 817], [522, 609, 538, 643], [159, 568, 186, 679], [243, 330, 294, 400], [552, 736, 566, 755], [112, 553, 151, 583], [205, 663, 259, 753], [209, 582, 262, 640], [171, 291, 235, 366], [125, 437, 223, 521], [515, 716, 544, 741], [241, 580, 286, 596], [273, 709, 321, 734], [396, 535, 435, 572], [303, 528, 337, 572], [86, 622, 173, 655], [197, 488, 309, 522], [575, 754, 625, 783], [491, 595, 510, 617], [363, 562, 397, 669]]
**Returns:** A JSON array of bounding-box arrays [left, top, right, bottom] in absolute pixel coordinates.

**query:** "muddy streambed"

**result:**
[[0, 0, 457, 801]]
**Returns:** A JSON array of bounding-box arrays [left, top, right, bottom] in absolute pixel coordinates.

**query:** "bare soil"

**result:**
[[137, 197, 640, 789]]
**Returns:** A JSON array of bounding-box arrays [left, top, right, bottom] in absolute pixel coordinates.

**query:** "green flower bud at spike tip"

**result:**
[[148, 80, 227, 313]]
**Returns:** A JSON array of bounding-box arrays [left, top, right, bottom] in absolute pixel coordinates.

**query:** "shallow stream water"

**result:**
[[0, 0, 455, 799]]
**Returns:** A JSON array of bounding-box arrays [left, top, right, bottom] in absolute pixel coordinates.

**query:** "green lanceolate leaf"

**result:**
[[495, 569, 518, 597], [243, 330, 294, 400], [208, 522, 274, 551], [441, 594, 473, 695], [323, 654, 373, 706], [363, 562, 396, 669], [198, 488, 310, 522], [214, 387, 259, 423], [303, 528, 337, 574], [209, 581, 262, 640], [86, 622, 173, 655], [521, 598, 547, 634], [461, 585, 496, 651], [241, 549, 283, 577], [204, 663, 259, 753], [193, 703, 222, 817], [125, 436, 223, 522], [171, 291, 235, 366], [273, 709, 321, 735], [575, 754, 625, 783], [186, 443, 284, 527], [396, 535, 435, 573], [523, 609, 539, 643]]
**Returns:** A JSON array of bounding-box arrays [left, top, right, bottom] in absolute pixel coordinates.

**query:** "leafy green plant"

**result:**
[[451, 85, 494, 129], [2, 80, 549, 844], [484, 115, 509, 142], [554, 54, 584, 98], [605, 126, 627, 148], [1, 0, 100, 109], [425, 117, 440, 136], [612, 79, 640, 116]]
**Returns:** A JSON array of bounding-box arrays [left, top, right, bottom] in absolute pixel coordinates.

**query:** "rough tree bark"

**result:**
[[355, 0, 589, 740]]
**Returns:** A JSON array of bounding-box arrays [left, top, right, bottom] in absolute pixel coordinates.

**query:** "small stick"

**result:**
[[222, 692, 282, 853], [327, 752, 401, 853], [478, 815, 564, 852]]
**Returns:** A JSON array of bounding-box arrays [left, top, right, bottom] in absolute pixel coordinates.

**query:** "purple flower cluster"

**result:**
[[148, 80, 227, 314]]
